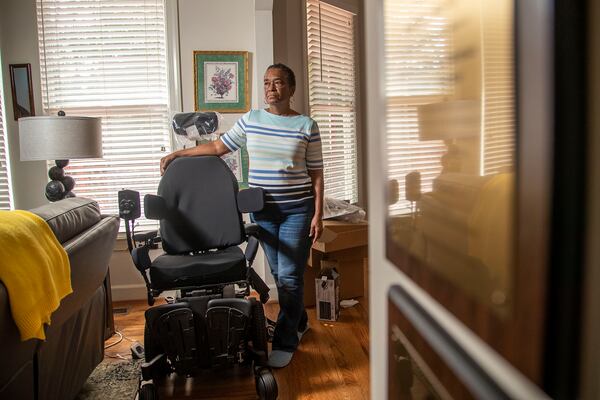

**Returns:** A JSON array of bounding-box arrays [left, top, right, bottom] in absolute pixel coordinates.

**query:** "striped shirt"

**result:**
[[221, 109, 323, 213]]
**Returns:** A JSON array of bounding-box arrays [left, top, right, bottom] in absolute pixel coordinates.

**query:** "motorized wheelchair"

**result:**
[[120, 155, 277, 400]]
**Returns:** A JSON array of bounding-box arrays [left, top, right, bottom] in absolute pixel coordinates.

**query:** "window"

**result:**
[[384, 0, 514, 214], [306, 0, 358, 203], [384, 0, 453, 215], [0, 78, 13, 210], [36, 0, 171, 227], [481, 1, 515, 174]]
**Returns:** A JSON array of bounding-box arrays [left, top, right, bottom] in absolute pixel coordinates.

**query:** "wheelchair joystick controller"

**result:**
[[118, 189, 141, 253], [118, 189, 141, 220]]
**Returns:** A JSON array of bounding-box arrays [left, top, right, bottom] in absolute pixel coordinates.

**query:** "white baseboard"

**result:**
[[267, 283, 278, 303], [111, 284, 147, 302]]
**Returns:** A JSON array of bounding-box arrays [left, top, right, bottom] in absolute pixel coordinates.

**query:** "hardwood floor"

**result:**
[[105, 297, 370, 399]]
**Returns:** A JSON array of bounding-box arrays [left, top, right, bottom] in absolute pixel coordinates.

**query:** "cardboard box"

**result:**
[[311, 220, 368, 253], [304, 220, 368, 307], [315, 261, 340, 321]]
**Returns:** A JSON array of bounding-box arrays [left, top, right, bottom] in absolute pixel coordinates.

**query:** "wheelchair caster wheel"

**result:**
[[255, 367, 278, 400], [138, 383, 158, 400]]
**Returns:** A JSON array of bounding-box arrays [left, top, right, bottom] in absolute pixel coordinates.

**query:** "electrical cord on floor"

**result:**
[[104, 331, 123, 349], [104, 352, 129, 360], [116, 329, 137, 343], [104, 329, 141, 361], [104, 331, 130, 360]]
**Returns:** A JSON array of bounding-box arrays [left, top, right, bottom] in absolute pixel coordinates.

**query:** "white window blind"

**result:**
[[306, 0, 358, 203], [36, 0, 170, 227], [0, 84, 12, 210], [481, 0, 515, 175], [384, 0, 453, 215]]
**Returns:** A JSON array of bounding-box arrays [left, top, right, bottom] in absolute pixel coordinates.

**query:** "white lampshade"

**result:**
[[417, 100, 481, 141], [19, 116, 103, 161]]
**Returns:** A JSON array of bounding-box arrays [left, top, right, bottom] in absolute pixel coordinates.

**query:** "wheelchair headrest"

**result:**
[[156, 156, 245, 254]]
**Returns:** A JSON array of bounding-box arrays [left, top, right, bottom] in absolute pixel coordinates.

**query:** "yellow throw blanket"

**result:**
[[0, 210, 72, 341]]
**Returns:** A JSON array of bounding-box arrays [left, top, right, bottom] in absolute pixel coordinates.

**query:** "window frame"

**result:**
[[305, 0, 362, 205], [0, 72, 13, 210], [35, 0, 175, 228]]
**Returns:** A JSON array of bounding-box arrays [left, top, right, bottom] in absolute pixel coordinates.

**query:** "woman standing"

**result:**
[[160, 63, 324, 368]]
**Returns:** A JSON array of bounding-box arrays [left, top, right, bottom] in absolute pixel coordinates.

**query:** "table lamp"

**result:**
[[417, 99, 480, 173], [19, 112, 103, 201]]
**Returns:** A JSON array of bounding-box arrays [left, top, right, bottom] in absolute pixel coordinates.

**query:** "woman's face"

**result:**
[[264, 68, 295, 106]]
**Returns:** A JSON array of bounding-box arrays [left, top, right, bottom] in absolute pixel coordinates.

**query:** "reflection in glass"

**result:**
[[390, 324, 452, 400], [385, 0, 515, 314]]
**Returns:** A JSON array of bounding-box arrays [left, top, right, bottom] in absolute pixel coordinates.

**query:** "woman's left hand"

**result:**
[[310, 214, 323, 244]]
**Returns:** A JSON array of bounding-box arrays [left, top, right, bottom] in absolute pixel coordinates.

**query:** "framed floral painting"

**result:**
[[221, 145, 249, 189], [194, 51, 250, 113]]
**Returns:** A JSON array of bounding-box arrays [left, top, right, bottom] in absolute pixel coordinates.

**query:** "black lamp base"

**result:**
[[45, 159, 76, 202]]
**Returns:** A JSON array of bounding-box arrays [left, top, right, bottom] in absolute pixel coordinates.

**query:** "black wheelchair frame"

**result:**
[[120, 187, 277, 400]]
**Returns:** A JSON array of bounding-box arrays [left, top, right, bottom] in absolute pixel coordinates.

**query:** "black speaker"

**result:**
[[405, 171, 421, 202], [118, 189, 141, 220]]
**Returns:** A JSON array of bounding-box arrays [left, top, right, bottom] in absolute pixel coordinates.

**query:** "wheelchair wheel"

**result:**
[[144, 324, 170, 376], [144, 324, 158, 360], [138, 383, 158, 400], [251, 299, 269, 363], [147, 292, 155, 306], [255, 367, 278, 400]]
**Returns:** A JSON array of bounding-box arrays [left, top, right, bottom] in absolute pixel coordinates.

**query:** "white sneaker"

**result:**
[[268, 350, 294, 368]]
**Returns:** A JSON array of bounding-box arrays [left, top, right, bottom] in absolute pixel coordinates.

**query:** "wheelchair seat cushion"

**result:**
[[150, 246, 246, 290]]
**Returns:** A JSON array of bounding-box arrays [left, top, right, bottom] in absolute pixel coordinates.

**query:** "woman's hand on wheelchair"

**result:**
[[160, 153, 176, 175]]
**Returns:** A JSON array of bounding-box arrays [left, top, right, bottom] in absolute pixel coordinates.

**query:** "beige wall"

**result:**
[[177, 0, 275, 131], [0, 0, 49, 210], [273, 0, 308, 115], [179, 0, 255, 130]]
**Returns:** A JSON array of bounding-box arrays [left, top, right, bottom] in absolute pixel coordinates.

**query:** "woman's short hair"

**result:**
[[267, 63, 296, 88]]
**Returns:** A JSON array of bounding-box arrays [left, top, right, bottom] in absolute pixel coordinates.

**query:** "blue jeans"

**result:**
[[251, 210, 313, 352]]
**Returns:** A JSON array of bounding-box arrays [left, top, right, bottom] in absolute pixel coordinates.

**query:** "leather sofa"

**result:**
[[0, 197, 119, 400]]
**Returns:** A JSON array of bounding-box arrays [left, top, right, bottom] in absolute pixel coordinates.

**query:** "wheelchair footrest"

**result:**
[[206, 299, 252, 366], [156, 308, 197, 374]]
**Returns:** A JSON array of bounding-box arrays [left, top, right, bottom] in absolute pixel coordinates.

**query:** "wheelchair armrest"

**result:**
[[248, 267, 270, 304], [237, 187, 264, 213], [245, 235, 260, 266], [244, 223, 260, 237], [131, 245, 152, 272], [133, 230, 161, 250], [144, 194, 168, 220], [132, 230, 158, 243]]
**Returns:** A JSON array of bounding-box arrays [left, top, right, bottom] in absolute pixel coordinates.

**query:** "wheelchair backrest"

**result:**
[[157, 156, 245, 254]]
